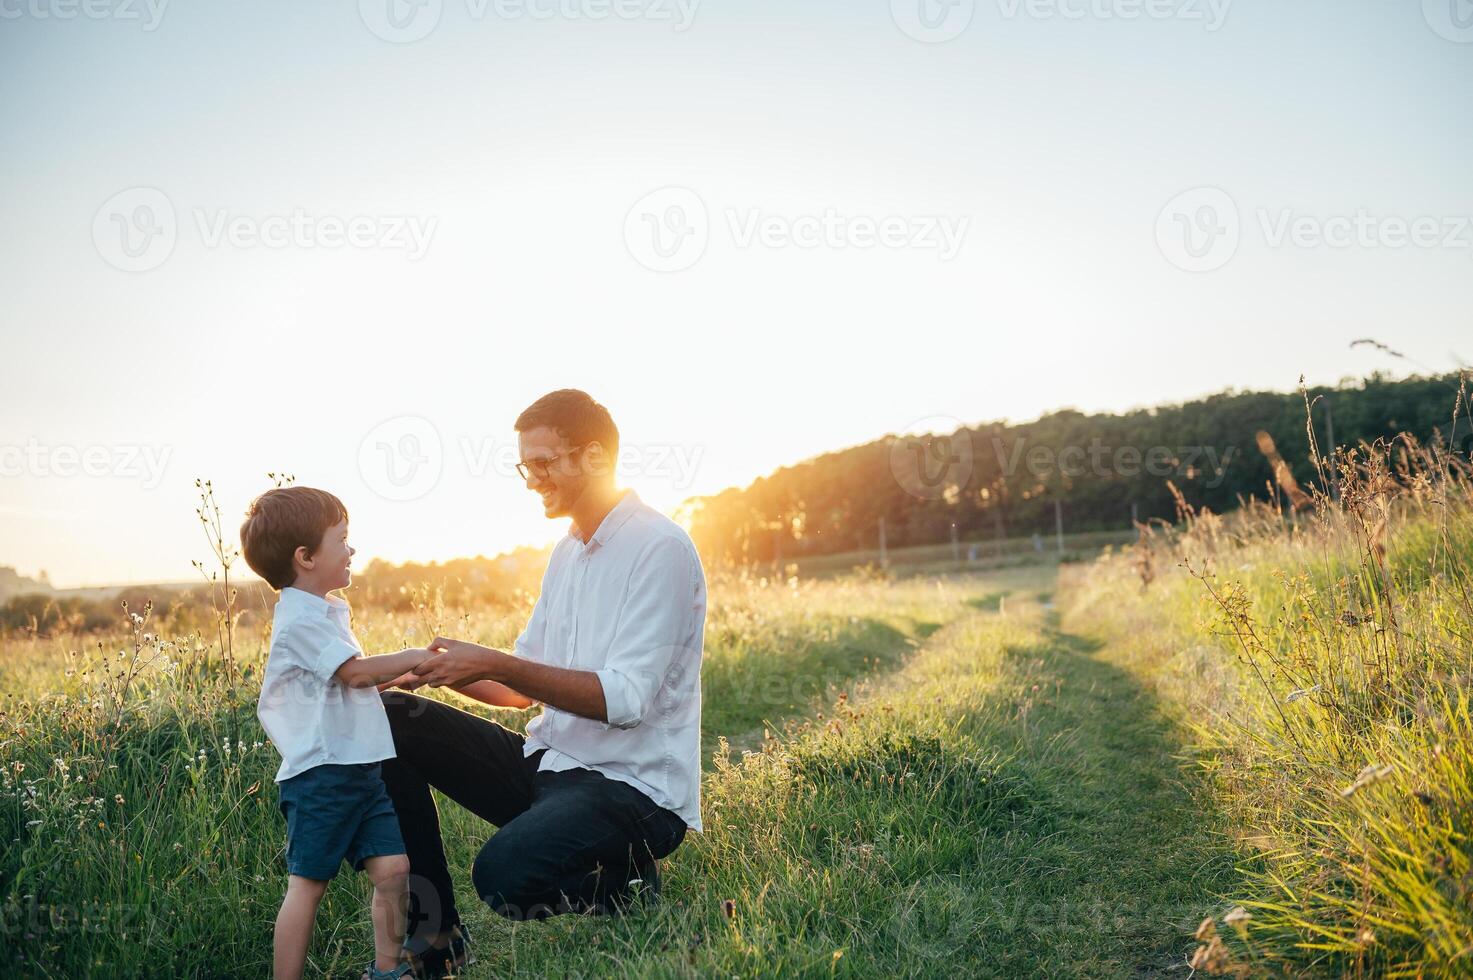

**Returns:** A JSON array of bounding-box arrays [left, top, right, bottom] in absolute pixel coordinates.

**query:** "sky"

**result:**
[[1, 0, 1470, 587]]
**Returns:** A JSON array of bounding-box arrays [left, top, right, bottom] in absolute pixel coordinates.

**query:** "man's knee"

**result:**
[[472, 837, 523, 913], [472, 837, 557, 920]]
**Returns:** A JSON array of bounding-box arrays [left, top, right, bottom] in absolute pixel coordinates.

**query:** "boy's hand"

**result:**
[[376, 671, 427, 693]]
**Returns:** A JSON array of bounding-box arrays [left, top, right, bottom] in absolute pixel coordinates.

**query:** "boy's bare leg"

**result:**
[[364, 854, 411, 972], [274, 875, 329, 980]]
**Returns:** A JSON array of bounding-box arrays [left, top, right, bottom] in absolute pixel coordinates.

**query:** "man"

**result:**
[[378, 389, 706, 977]]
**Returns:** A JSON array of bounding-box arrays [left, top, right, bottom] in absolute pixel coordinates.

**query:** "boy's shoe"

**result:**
[[401, 923, 472, 979], [364, 963, 416, 980]]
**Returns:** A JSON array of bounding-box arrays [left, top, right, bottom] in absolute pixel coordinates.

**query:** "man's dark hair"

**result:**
[[239, 487, 348, 590], [515, 389, 620, 460]]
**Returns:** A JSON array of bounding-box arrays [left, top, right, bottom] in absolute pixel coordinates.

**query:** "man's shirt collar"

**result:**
[[569, 489, 642, 553]]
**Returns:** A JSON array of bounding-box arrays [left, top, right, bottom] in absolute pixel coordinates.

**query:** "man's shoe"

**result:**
[[401, 923, 471, 979]]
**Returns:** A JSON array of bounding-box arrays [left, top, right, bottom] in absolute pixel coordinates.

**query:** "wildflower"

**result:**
[[114, 794, 124, 805], [1341, 763, 1395, 798]]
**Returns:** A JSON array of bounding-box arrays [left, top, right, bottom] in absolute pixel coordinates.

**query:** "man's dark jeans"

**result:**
[[379, 691, 687, 934]]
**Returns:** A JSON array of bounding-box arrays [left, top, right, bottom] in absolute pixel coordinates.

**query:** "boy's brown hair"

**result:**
[[239, 487, 348, 590]]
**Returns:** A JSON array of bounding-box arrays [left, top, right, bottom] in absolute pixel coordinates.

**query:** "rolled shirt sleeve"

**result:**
[[595, 536, 698, 731], [278, 616, 360, 683]]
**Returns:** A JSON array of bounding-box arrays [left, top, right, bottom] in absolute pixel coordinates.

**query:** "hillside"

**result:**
[[680, 373, 1469, 566], [0, 566, 51, 603]]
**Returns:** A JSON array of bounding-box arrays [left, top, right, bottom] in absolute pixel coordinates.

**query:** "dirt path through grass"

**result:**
[[955, 614, 1244, 975], [431, 578, 1247, 978]]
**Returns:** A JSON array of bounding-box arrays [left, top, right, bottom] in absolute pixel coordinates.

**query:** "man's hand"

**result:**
[[413, 636, 503, 689], [416, 636, 609, 722]]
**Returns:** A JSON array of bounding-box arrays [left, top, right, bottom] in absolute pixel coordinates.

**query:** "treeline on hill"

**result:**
[[680, 373, 1472, 566], [346, 546, 552, 612]]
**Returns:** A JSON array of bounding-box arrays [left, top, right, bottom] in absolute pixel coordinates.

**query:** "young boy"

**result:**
[[241, 486, 429, 980]]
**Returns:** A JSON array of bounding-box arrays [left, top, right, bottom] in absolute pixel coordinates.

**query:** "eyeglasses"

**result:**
[[516, 444, 586, 481]]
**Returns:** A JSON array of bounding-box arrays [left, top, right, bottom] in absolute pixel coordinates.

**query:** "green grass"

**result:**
[[0, 564, 1251, 977], [13, 448, 1466, 978]]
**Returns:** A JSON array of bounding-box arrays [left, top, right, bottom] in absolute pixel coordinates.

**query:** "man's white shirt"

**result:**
[[519, 489, 707, 831], [257, 587, 397, 782]]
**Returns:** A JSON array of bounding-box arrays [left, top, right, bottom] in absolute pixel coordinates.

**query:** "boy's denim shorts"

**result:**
[[278, 762, 406, 880]]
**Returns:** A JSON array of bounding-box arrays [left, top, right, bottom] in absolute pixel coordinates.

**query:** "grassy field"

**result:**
[[1062, 445, 1473, 977], [1, 438, 1470, 977]]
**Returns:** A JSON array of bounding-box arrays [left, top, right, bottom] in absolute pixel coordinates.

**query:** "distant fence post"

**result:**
[[1054, 499, 1065, 554], [950, 522, 960, 563], [878, 516, 888, 569]]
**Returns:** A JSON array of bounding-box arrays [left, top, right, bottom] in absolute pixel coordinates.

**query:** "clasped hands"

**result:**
[[381, 636, 509, 692]]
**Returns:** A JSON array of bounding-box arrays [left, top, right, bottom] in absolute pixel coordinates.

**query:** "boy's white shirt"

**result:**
[[257, 586, 396, 782]]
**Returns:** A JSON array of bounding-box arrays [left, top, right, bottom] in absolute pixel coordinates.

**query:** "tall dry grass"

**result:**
[[1066, 378, 1473, 976]]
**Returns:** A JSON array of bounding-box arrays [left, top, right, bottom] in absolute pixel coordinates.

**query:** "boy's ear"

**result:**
[[293, 544, 315, 572]]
